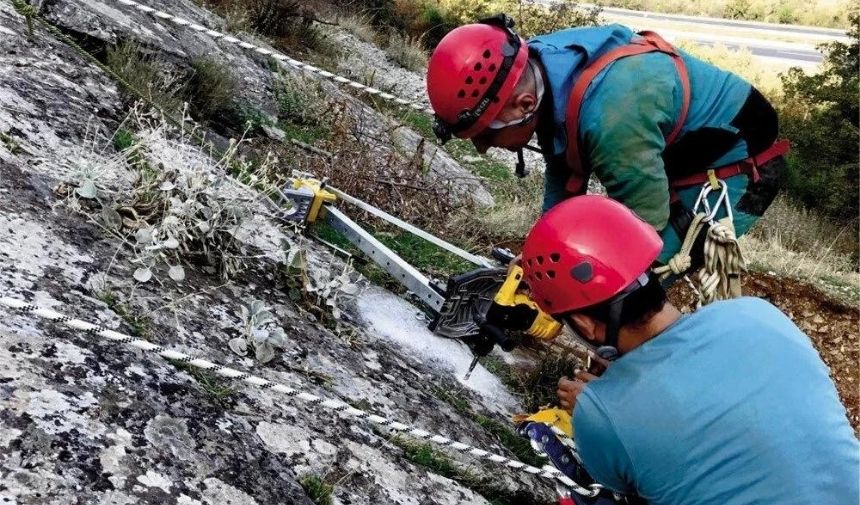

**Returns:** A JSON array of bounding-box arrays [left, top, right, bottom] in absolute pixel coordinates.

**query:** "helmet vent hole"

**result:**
[[474, 62, 482, 71], [544, 299, 552, 307], [547, 270, 556, 279], [489, 63, 497, 72], [550, 253, 561, 263], [471, 89, 479, 97], [457, 90, 466, 98], [483, 50, 491, 58], [537, 256, 544, 265], [465, 76, 473, 85], [479, 77, 487, 85]]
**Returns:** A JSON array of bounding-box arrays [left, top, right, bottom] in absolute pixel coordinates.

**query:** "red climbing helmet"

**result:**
[[426, 14, 529, 142], [522, 196, 663, 316]]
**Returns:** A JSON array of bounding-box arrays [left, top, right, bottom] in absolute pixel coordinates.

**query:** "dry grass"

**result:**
[[602, 0, 853, 28], [105, 42, 184, 113], [742, 196, 859, 300], [335, 13, 377, 43], [673, 40, 785, 98], [384, 33, 428, 71], [450, 173, 544, 249], [203, 0, 340, 60]]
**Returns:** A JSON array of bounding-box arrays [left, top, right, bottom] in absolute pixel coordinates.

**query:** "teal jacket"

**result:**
[[529, 25, 753, 245]]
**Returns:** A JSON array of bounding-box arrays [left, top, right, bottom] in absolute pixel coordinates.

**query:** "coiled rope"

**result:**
[[654, 181, 745, 306], [0, 296, 601, 497]]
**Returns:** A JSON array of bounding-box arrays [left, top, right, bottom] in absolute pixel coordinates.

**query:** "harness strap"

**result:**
[[564, 31, 691, 193], [670, 138, 790, 190]]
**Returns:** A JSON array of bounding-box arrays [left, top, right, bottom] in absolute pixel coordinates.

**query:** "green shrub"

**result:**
[[387, 0, 599, 52], [182, 57, 236, 122], [418, 3, 457, 48], [724, 0, 756, 19], [112, 128, 136, 152], [105, 42, 181, 112], [439, 0, 600, 38], [298, 475, 334, 505], [779, 14, 859, 223]]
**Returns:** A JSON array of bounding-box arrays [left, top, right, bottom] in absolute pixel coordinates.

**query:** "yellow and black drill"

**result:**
[[465, 264, 562, 379]]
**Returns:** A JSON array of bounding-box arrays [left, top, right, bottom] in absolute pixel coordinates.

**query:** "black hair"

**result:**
[[576, 273, 667, 328]]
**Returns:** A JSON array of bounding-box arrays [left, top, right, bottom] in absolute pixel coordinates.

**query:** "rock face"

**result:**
[[37, 0, 493, 209], [0, 1, 551, 504]]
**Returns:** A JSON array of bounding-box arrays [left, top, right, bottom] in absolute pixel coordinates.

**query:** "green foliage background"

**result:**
[[779, 14, 859, 223]]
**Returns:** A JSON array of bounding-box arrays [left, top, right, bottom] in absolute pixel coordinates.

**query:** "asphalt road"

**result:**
[[537, 1, 850, 66], [591, 5, 848, 39]]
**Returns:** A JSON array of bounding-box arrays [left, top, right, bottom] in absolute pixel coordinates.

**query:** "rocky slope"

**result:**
[[0, 1, 555, 504]]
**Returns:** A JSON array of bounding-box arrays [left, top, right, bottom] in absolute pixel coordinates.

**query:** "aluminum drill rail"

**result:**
[[327, 186, 493, 269], [323, 206, 446, 312]]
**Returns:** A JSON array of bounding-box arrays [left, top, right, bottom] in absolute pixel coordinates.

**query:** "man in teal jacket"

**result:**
[[426, 16, 786, 267]]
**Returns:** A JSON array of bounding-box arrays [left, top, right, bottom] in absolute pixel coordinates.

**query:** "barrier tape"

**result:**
[[115, 0, 434, 115], [0, 296, 598, 496]]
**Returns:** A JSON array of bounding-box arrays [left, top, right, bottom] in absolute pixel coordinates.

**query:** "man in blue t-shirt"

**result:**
[[520, 195, 859, 504]]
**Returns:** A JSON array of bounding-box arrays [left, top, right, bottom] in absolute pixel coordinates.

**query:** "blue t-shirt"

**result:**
[[574, 297, 859, 504]]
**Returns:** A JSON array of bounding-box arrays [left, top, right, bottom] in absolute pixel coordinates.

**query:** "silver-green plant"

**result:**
[[304, 259, 360, 321], [66, 107, 281, 285], [229, 299, 290, 363]]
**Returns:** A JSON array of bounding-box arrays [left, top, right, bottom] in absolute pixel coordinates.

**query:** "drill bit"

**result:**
[[464, 355, 480, 381]]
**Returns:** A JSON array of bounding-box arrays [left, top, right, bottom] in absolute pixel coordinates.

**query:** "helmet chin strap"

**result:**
[[596, 298, 624, 361], [515, 144, 543, 178], [595, 272, 651, 361], [515, 149, 527, 177]]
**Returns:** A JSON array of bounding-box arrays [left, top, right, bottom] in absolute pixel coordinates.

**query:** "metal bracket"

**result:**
[[323, 206, 446, 313], [276, 178, 337, 223]]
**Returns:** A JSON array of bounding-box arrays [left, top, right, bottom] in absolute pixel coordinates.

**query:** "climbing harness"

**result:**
[[0, 296, 601, 498], [658, 140, 790, 303], [563, 31, 690, 194], [669, 139, 790, 195], [654, 177, 745, 306]]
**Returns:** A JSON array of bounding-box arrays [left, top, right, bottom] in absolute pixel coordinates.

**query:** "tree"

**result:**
[[779, 13, 859, 221]]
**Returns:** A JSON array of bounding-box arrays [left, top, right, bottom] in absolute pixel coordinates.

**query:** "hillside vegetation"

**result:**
[[190, 0, 860, 297], [597, 0, 854, 28]]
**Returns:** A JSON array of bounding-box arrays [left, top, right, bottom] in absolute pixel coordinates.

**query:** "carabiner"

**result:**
[[692, 179, 730, 222]]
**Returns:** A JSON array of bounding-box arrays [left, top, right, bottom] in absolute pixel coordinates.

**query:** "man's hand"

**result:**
[[557, 370, 600, 413]]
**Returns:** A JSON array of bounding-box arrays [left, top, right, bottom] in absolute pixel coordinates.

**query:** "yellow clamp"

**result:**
[[292, 178, 337, 223], [513, 407, 573, 438], [495, 265, 563, 341]]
